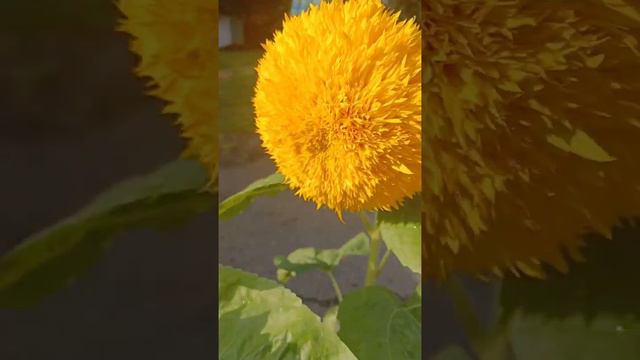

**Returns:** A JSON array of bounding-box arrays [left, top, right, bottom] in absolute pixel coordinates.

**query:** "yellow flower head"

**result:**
[[254, 0, 422, 216], [424, 0, 640, 279], [117, 0, 218, 187]]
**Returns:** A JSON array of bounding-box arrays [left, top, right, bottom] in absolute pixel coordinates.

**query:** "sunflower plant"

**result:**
[[220, 1, 422, 358]]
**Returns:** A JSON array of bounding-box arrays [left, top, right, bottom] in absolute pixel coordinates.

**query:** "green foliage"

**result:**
[[323, 305, 341, 333], [219, 50, 263, 133], [219, 172, 288, 220], [219, 265, 357, 360], [405, 283, 422, 322], [337, 286, 421, 360], [274, 232, 369, 283], [482, 223, 640, 359], [378, 196, 421, 274], [508, 312, 640, 360], [429, 346, 472, 360], [0, 160, 214, 308], [501, 221, 640, 321]]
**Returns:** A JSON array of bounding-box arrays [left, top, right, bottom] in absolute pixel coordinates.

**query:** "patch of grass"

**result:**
[[219, 49, 263, 133]]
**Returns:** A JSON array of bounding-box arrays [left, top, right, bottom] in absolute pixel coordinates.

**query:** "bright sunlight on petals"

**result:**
[[254, 0, 421, 216]]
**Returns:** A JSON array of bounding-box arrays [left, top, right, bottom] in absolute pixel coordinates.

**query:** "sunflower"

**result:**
[[254, 0, 422, 217], [117, 0, 218, 188], [423, 0, 640, 278]]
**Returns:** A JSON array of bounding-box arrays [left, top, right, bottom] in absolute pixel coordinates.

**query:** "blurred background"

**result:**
[[0, 0, 217, 358]]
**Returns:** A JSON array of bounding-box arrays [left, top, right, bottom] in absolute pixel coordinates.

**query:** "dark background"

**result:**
[[0, 1, 217, 358]]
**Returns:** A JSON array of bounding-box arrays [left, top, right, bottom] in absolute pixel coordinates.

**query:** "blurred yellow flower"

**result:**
[[117, 0, 217, 188], [424, 0, 640, 278], [254, 0, 421, 217]]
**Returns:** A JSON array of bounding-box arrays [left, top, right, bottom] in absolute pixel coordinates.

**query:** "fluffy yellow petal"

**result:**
[[254, 0, 422, 214], [424, 0, 640, 278], [118, 0, 218, 188]]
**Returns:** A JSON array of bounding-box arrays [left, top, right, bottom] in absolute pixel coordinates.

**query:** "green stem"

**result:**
[[358, 211, 374, 232], [326, 271, 343, 303], [376, 248, 392, 276], [360, 212, 382, 286], [365, 231, 381, 286], [359, 212, 392, 286]]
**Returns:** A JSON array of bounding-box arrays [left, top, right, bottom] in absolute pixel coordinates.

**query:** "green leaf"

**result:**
[[323, 305, 340, 333], [378, 196, 421, 274], [501, 221, 640, 320], [0, 160, 214, 308], [273, 232, 369, 283], [337, 286, 421, 360], [219, 172, 287, 220], [499, 222, 640, 359], [508, 312, 640, 360], [405, 283, 422, 322], [274, 248, 340, 277], [429, 346, 472, 360], [218, 265, 356, 360], [338, 232, 370, 258]]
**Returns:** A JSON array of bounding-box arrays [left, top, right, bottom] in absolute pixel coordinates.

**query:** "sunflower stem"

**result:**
[[364, 232, 381, 286], [326, 271, 343, 303], [375, 248, 392, 277], [360, 212, 382, 286], [358, 211, 374, 232]]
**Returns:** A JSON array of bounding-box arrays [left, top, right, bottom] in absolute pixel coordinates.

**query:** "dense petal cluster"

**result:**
[[118, 0, 217, 188], [254, 0, 422, 216], [424, 0, 640, 278]]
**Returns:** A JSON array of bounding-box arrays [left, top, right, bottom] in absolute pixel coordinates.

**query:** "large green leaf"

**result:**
[[497, 221, 640, 359], [219, 172, 287, 220], [508, 312, 640, 360], [501, 221, 640, 320], [323, 305, 341, 333], [274, 232, 369, 283], [378, 196, 421, 274], [433, 314, 640, 360], [405, 283, 422, 322], [0, 159, 214, 308], [337, 286, 421, 360], [429, 346, 472, 360], [218, 265, 357, 360]]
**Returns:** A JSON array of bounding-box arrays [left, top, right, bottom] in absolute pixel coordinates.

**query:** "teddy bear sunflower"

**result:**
[[423, 0, 640, 279]]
